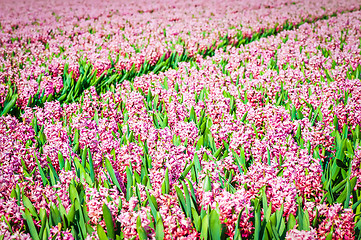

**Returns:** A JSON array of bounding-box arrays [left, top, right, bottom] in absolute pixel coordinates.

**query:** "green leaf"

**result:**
[[303, 210, 310, 231], [48, 162, 59, 186], [136, 216, 148, 240], [325, 227, 333, 240], [126, 166, 133, 201], [23, 195, 39, 219], [74, 198, 87, 238], [241, 111, 248, 123], [186, 179, 197, 208], [35, 154, 48, 186], [161, 168, 170, 194], [253, 199, 262, 240], [287, 213, 296, 231], [58, 151, 65, 170], [147, 192, 158, 220], [23, 209, 40, 240], [67, 204, 76, 224], [50, 203, 61, 225], [234, 208, 244, 240], [337, 178, 352, 208], [194, 153, 202, 173], [1, 94, 17, 116], [352, 198, 361, 211], [97, 224, 108, 240], [203, 175, 212, 192], [179, 162, 194, 180], [196, 136, 204, 151], [291, 105, 297, 121], [163, 77, 169, 90], [103, 203, 115, 240], [88, 149, 95, 183], [104, 157, 122, 192], [38, 208, 48, 239], [175, 186, 186, 214], [200, 214, 209, 240], [155, 212, 165, 240], [181, 182, 192, 219], [81, 147, 87, 168], [336, 139, 347, 161], [209, 210, 222, 240], [192, 207, 202, 231], [310, 103, 322, 126], [333, 115, 339, 131]]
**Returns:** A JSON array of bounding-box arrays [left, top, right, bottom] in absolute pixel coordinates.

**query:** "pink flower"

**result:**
[[286, 227, 317, 240]]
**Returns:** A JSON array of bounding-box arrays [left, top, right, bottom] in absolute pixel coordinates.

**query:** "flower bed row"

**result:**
[[1, 0, 361, 117]]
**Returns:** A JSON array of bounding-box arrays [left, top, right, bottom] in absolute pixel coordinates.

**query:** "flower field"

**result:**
[[1, 0, 361, 239]]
